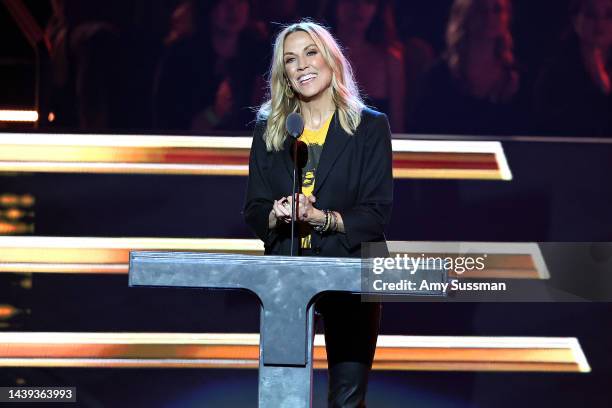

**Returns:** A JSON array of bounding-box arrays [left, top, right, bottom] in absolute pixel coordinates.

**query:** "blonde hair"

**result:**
[[446, 0, 515, 79], [257, 20, 365, 152]]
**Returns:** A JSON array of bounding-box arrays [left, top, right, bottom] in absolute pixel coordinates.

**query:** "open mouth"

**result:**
[[298, 73, 317, 85]]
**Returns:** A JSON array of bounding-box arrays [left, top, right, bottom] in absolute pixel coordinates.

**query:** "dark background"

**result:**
[[1, 1, 612, 407]]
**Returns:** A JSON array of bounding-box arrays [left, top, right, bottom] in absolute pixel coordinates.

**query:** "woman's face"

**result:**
[[211, 0, 249, 35], [574, 0, 612, 48], [468, 0, 510, 40], [283, 31, 333, 101], [336, 0, 378, 33]]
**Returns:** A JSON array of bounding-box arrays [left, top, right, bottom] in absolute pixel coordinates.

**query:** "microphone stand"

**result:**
[[290, 139, 299, 256]]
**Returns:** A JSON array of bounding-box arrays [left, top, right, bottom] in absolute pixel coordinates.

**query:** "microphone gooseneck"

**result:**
[[285, 112, 304, 256]]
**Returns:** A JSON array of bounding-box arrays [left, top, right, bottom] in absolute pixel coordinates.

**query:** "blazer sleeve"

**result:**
[[341, 113, 394, 250], [243, 122, 280, 248]]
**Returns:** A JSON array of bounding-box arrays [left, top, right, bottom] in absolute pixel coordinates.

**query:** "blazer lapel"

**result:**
[[314, 112, 351, 195]]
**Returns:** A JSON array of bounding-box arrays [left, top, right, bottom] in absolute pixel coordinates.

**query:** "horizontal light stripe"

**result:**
[[0, 133, 512, 180], [0, 236, 264, 250], [392, 168, 502, 179], [0, 110, 38, 123], [0, 332, 590, 372], [0, 161, 249, 175], [0, 162, 505, 179], [0, 237, 543, 279], [0, 133, 253, 148], [0, 332, 581, 348]]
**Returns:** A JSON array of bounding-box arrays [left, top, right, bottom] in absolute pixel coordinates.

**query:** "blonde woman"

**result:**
[[244, 20, 393, 407]]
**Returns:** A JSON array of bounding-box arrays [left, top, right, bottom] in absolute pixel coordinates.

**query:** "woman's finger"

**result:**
[[299, 195, 309, 207], [274, 200, 291, 218]]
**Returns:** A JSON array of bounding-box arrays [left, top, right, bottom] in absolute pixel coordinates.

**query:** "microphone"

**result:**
[[286, 112, 304, 139], [285, 112, 304, 256], [287, 111, 308, 167]]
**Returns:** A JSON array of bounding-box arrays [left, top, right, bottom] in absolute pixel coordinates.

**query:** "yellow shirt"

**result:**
[[299, 114, 333, 249]]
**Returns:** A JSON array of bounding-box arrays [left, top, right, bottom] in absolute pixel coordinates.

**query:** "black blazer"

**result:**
[[243, 107, 393, 258]]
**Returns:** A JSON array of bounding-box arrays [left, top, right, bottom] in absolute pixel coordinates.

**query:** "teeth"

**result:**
[[299, 74, 316, 83]]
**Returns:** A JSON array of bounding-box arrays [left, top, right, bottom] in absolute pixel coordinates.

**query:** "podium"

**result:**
[[129, 252, 447, 407]]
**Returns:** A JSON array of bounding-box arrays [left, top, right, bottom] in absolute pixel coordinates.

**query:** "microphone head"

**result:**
[[286, 112, 304, 139]]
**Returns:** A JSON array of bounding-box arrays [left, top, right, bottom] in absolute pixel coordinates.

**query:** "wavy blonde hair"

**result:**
[[257, 20, 365, 152]]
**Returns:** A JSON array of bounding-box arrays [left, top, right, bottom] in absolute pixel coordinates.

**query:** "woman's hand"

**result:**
[[286, 194, 326, 227], [269, 194, 325, 228], [269, 197, 292, 228], [269, 194, 345, 233]]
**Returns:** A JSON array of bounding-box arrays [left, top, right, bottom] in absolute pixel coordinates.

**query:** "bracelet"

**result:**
[[330, 211, 337, 232], [313, 209, 330, 233], [313, 209, 339, 234], [323, 210, 331, 233]]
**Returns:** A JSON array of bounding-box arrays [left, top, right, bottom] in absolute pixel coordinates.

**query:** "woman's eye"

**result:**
[[307, 50, 317, 56], [285, 58, 295, 64]]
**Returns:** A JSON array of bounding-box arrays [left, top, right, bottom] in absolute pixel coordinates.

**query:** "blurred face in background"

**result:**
[[211, 0, 249, 35], [336, 0, 378, 33], [283, 31, 333, 101], [574, 0, 612, 48], [468, 0, 510, 40]]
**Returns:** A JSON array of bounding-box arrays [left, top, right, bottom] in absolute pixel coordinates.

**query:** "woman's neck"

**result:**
[[299, 89, 335, 130]]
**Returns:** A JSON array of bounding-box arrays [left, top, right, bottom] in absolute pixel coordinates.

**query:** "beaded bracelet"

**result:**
[[313, 209, 330, 233]]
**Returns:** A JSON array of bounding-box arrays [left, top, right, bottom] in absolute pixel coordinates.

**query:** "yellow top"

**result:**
[[299, 114, 333, 249]]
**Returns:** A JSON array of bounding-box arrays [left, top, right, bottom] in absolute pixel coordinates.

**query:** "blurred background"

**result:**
[[1, 1, 611, 407], [1, 0, 610, 137]]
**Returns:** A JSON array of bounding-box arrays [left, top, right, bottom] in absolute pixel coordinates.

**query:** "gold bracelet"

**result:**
[[323, 210, 331, 233]]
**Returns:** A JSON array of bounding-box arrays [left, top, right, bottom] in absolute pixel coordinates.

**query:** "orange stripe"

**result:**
[[393, 159, 499, 170]]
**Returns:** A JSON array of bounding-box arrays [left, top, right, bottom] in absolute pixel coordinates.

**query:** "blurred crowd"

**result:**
[[39, 0, 612, 137]]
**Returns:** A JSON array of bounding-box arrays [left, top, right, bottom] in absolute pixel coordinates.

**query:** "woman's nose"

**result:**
[[297, 58, 308, 71]]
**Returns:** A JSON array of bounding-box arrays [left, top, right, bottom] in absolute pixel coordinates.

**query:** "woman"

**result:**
[[409, 0, 526, 136], [324, 0, 406, 132], [534, 0, 612, 137], [244, 21, 393, 407]]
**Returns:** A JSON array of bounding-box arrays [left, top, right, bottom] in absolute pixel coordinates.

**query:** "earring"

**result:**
[[285, 85, 294, 99], [285, 79, 294, 99]]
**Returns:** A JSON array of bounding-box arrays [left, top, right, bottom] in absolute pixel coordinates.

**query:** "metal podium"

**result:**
[[129, 252, 447, 407]]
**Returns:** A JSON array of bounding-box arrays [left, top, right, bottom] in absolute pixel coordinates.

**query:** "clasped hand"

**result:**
[[272, 194, 325, 226]]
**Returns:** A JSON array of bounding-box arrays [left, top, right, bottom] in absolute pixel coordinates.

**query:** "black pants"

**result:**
[[315, 292, 382, 408]]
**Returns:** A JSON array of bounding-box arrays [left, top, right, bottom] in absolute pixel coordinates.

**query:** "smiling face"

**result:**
[[574, 0, 612, 48], [283, 31, 334, 101]]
